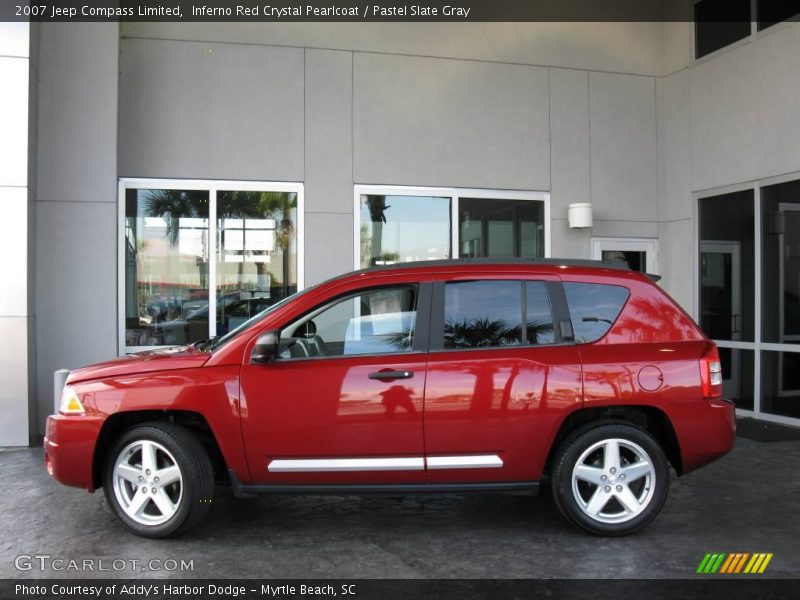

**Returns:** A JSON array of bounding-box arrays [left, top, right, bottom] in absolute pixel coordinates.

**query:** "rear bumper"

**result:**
[[678, 398, 736, 474], [44, 414, 104, 492]]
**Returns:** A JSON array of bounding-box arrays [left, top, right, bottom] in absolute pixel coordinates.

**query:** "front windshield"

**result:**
[[205, 286, 317, 351]]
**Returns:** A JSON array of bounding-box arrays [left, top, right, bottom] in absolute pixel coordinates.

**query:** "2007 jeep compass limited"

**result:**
[[45, 259, 734, 537]]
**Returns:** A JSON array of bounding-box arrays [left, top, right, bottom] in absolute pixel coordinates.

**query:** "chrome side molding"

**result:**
[[268, 457, 425, 473], [426, 454, 504, 469], [267, 454, 503, 472]]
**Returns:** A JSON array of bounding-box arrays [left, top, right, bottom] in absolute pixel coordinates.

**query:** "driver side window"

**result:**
[[278, 286, 418, 359]]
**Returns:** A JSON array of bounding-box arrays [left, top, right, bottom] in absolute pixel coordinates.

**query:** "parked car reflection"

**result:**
[[137, 296, 274, 346]]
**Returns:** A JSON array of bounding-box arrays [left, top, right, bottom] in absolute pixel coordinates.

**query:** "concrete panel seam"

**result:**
[[35, 198, 116, 204], [552, 218, 660, 223], [586, 71, 592, 206], [121, 35, 662, 78]]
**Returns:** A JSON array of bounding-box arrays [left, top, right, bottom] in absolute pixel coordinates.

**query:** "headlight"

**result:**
[[59, 386, 85, 415]]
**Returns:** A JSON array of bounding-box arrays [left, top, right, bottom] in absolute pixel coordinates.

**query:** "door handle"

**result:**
[[368, 370, 414, 381]]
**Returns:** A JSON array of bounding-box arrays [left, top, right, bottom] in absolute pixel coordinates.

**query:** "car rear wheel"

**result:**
[[551, 422, 670, 536], [103, 423, 213, 538]]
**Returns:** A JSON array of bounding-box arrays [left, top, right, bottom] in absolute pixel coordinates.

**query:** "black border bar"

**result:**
[[3, 578, 800, 600], [8, 0, 797, 23]]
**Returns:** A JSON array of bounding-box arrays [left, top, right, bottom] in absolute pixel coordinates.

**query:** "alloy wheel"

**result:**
[[112, 440, 184, 526], [570, 438, 656, 524]]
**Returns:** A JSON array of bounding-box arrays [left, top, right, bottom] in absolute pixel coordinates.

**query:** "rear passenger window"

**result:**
[[443, 280, 555, 349], [564, 282, 630, 343]]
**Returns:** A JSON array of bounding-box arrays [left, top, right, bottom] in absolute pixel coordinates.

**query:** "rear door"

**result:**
[[423, 275, 583, 483]]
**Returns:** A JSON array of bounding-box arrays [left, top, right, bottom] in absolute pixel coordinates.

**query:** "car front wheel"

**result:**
[[551, 422, 670, 536], [103, 423, 214, 538]]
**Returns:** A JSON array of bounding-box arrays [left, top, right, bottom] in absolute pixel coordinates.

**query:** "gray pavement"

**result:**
[[1, 436, 798, 579]]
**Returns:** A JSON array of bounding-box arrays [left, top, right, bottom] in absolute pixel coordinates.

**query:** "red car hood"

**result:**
[[66, 346, 210, 384]]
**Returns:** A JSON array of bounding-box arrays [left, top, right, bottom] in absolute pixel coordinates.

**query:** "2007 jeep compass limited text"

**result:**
[[45, 259, 734, 538]]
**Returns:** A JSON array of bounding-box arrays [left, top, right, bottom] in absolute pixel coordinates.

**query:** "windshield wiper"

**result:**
[[192, 336, 218, 352]]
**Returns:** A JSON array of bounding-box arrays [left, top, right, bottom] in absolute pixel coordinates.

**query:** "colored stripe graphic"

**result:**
[[744, 553, 774, 574], [698, 553, 727, 573], [744, 554, 760, 573], [710, 553, 726, 573], [758, 553, 773, 573], [733, 553, 750, 573], [700, 553, 773, 574], [697, 554, 713, 573], [719, 554, 736, 574]]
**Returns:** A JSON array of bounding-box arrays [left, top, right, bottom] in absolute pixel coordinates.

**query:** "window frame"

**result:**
[[352, 185, 550, 271], [691, 0, 798, 65], [118, 178, 304, 355], [273, 282, 432, 363], [694, 170, 800, 427], [591, 237, 659, 275]]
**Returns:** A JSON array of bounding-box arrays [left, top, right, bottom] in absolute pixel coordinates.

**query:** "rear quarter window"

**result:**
[[564, 282, 630, 343]]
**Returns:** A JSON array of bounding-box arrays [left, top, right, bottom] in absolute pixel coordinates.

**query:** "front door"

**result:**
[[240, 283, 429, 484], [423, 277, 582, 483]]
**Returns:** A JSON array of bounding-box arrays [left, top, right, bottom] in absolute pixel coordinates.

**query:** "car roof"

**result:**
[[344, 258, 660, 282]]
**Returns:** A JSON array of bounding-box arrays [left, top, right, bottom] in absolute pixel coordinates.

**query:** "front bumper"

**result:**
[[44, 414, 104, 492]]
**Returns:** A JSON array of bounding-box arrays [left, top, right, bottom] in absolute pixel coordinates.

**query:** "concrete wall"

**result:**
[[121, 22, 666, 77], [33, 23, 119, 434], [655, 22, 800, 315], [0, 22, 31, 445], [117, 24, 662, 294], [689, 24, 800, 192]]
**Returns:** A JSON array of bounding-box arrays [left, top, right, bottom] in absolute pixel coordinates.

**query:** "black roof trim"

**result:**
[[354, 258, 662, 282]]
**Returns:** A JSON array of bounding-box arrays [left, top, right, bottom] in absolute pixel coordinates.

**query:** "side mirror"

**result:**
[[250, 330, 279, 364]]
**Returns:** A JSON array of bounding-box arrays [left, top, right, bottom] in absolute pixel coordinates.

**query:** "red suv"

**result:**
[[44, 260, 734, 538]]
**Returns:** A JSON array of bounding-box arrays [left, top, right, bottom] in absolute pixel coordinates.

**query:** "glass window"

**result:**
[[602, 250, 646, 272], [356, 189, 549, 270], [444, 281, 523, 349], [279, 286, 418, 359], [761, 350, 800, 418], [699, 190, 755, 342], [757, 0, 800, 30], [359, 195, 451, 268], [721, 348, 755, 411], [443, 280, 556, 349], [526, 282, 556, 345], [121, 181, 302, 352], [217, 190, 298, 336], [564, 282, 629, 344], [694, 0, 751, 59], [761, 180, 800, 345], [124, 188, 210, 347], [458, 198, 545, 259]]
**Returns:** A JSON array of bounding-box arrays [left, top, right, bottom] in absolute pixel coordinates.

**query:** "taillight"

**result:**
[[701, 343, 723, 399]]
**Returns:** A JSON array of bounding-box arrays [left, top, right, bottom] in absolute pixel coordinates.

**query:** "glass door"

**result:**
[[700, 241, 742, 400]]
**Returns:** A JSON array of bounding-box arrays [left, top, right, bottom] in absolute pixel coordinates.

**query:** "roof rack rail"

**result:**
[[355, 257, 662, 282]]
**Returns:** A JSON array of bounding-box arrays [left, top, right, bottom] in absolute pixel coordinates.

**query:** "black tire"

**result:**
[[551, 422, 670, 536], [102, 422, 214, 538]]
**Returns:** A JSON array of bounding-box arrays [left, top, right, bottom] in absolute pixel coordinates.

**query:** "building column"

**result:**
[[0, 23, 32, 446], [34, 24, 119, 435]]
